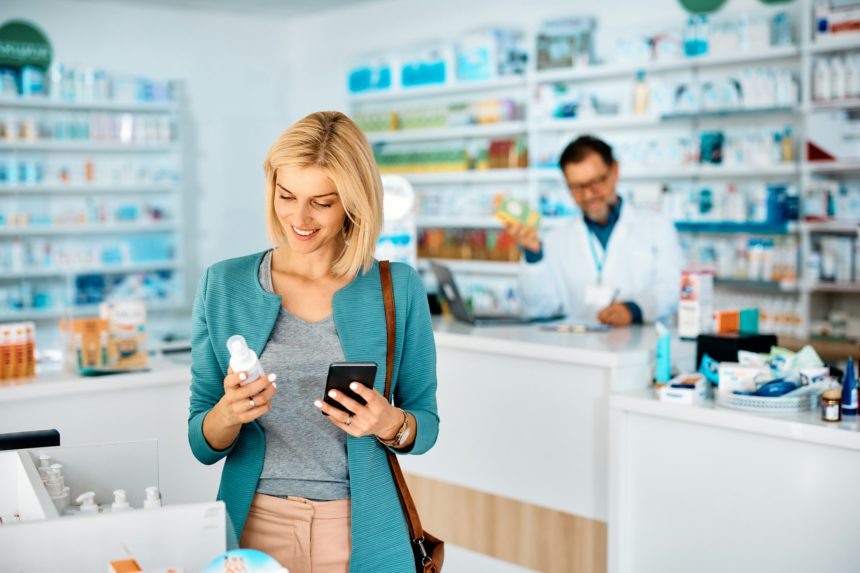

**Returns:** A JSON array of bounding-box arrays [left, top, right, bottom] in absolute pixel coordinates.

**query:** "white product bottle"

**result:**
[[143, 486, 162, 509], [814, 59, 831, 101], [831, 57, 846, 100], [37, 454, 52, 481], [226, 335, 265, 385], [111, 489, 131, 511], [76, 492, 98, 513], [633, 70, 650, 115], [51, 486, 70, 514]]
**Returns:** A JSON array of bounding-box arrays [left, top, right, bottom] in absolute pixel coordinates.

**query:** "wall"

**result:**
[[1, 0, 292, 283]]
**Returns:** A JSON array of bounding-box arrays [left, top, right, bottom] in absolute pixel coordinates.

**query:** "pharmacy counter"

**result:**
[[399, 319, 661, 573], [0, 355, 222, 506], [609, 390, 860, 573]]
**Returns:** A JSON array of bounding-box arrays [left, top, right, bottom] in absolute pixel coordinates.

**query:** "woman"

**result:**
[[187, 111, 439, 573]]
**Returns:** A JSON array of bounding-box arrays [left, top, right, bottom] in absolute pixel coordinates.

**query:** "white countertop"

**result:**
[[432, 318, 659, 368], [0, 355, 191, 402], [612, 389, 860, 452]]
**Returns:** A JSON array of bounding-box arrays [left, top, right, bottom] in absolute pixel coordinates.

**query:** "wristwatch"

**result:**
[[376, 408, 411, 448]]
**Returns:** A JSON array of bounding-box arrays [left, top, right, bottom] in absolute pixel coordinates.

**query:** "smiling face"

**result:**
[[273, 165, 348, 260]]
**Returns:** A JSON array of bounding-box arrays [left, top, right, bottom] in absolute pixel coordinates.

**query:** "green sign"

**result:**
[[678, 0, 727, 15], [0, 20, 52, 69]]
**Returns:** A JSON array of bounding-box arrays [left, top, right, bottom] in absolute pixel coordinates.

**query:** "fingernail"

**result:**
[[271, 381, 277, 389], [314, 401, 322, 408], [350, 382, 358, 391], [268, 373, 277, 382], [328, 390, 337, 398], [238, 373, 247, 381]]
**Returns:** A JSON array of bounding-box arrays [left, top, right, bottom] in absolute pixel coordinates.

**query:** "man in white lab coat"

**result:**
[[505, 135, 683, 326]]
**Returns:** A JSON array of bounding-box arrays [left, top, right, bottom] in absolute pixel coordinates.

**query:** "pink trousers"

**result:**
[[239, 493, 351, 573]]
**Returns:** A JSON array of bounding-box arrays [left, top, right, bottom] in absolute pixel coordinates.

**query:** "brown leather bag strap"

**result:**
[[379, 261, 426, 543]]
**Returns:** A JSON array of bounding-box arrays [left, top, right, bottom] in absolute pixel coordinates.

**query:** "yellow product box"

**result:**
[[101, 300, 148, 371], [60, 317, 110, 372], [493, 195, 540, 228]]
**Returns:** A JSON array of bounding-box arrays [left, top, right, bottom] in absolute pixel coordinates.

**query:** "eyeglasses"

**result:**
[[567, 170, 612, 195]]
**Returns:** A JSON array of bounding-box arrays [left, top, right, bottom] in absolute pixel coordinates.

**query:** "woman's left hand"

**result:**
[[315, 383, 401, 439]]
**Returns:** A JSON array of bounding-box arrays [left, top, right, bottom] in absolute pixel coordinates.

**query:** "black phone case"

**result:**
[[323, 361, 378, 415]]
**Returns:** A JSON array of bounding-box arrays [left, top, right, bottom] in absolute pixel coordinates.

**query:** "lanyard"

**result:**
[[586, 229, 607, 285]]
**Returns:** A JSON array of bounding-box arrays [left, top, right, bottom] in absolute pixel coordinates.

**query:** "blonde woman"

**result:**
[[188, 111, 439, 573]]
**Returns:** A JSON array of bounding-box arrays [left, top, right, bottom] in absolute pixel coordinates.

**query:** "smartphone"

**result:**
[[323, 361, 378, 415]]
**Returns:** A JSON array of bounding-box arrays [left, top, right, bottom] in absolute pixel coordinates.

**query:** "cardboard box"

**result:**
[[678, 271, 713, 339]]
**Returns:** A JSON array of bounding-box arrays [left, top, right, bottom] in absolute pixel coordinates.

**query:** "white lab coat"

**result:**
[[519, 201, 683, 323]]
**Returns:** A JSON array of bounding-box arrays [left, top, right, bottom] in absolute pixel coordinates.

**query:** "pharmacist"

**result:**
[[505, 135, 683, 326]]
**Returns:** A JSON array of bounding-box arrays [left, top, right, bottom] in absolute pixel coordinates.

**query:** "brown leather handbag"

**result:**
[[379, 261, 444, 573]]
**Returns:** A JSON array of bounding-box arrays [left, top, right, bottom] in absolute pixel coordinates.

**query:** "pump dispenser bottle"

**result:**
[[112, 489, 131, 512], [227, 335, 265, 385], [76, 492, 99, 513], [143, 486, 162, 509]]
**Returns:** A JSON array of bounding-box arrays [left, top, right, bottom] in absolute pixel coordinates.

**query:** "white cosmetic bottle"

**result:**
[[226, 335, 265, 385]]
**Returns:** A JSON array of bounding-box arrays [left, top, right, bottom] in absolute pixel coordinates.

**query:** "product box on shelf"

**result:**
[[348, 54, 397, 94], [678, 271, 713, 340], [455, 28, 527, 81], [101, 300, 147, 371], [0, 322, 36, 381], [60, 300, 147, 374], [536, 17, 596, 70], [400, 44, 454, 89]]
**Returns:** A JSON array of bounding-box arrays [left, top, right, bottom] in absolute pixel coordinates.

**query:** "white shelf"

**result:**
[[807, 36, 860, 54], [348, 75, 527, 104], [805, 161, 860, 174], [400, 169, 528, 184], [800, 220, 859, 234], [0, 141, 177, 153], [531, 164, 799, 181], [365, 121, 527, 143], [0, 299, 185, 322], [0, 222, 177, 237], [1, 261, 181, 280], [417, 258, 520, 275], [0, 97, 177, 113], [807, 98, 860, 112], [417, 216, 501, 229], [536, 108, 798, 132], [809, 282, 860, 294], [0, 184, 175, 195], [536, 115, 660, 132], [533, 45, 800, 84]]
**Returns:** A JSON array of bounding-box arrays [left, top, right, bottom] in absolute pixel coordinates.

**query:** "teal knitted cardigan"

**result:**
[[187, 251, 439, 573]]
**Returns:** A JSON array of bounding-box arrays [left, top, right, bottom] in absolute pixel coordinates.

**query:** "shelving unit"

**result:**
[[0, 185, 174, 195], [402, 169, 528, 184], [364, 121, 527, 143], [530, 45, 800, 84], [349, 2, 859, 346], [0, 142, 177, 153], [0, 222, 178, 237], [349, 74, 527, 103], [0, 89, 187, 327], [0, 299, 185, 323]]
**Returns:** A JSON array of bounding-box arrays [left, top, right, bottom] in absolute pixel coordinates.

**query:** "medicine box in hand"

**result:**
[[494, 195, 540, 228]]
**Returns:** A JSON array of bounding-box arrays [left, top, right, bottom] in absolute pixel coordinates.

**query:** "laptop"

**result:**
[[429, 261, 564, 326]]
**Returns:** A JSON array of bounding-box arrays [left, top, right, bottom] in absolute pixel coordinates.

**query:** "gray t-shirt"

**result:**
[[255, 250, 349, 501]]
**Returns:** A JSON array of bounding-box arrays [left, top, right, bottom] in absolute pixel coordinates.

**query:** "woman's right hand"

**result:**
[[217, 368, 278, 427]]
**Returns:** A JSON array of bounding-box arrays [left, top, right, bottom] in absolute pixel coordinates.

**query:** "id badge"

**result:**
[[585, 284, 613, 308]]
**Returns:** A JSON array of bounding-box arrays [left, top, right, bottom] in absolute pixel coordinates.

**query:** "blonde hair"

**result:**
[[264, 111, 383, 278]]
